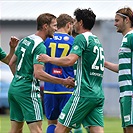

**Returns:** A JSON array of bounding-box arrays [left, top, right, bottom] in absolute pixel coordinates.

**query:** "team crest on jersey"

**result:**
[[59, 112, 65, 120], [63, 36, 69, 41], [74, 45, 79, 50]]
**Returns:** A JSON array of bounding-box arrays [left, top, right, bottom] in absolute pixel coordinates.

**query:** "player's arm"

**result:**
[[38, 53, 78, 67], [34, 64, 75, 88], [104, 61, 118, 73], [1, 36, 19, 65], [9, 54, 17, 75]]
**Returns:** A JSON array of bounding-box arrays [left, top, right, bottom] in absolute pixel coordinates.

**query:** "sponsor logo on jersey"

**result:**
[[52, 68, 62, 75], [124, 115, 130, 122], [119, 47, 131, 53], [119, 47, 131, 56], [90, 72, 103, 77], [59, 112, 65, 120], [63, 36, 69, 41]]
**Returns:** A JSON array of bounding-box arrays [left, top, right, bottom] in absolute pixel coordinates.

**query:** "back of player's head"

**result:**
[[116, 7, 133, 27], [36, 13, 56, 30], [74, 8, 96, 30], [57, 14, 74, 29]]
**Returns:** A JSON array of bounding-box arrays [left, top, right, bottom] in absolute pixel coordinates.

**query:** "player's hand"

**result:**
[[63, 76, 75, 89], [9, 36, 19, 48], [38, 54, 50, 63]]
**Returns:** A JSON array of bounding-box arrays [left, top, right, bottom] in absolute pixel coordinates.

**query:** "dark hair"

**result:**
[[57, 14, 74, 29], [116, 7, 133, 27], [74, 8, 96, 30], [36, 13, 56, 30]]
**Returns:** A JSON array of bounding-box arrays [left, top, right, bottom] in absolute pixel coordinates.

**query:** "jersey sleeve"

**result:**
[[33, 42, 46, 65], [70, 34, 87, 57], [15, 39, 23, 56], [0, 47, 6, 60], [130, 34, 133, 51]]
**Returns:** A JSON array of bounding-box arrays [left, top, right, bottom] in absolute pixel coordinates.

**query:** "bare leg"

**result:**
[[123, 128, 126, 133], [48, 119, 57, 125], [28, 121, 43, 133], [55, 122, 72, 133], [9, 120, 24, 133], [89, 126, 104, 133], [125, 126, 133, 133]]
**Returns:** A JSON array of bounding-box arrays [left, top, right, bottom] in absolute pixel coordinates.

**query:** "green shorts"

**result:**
[[8, 92, 43, 122], [120, 96, 133, 128], [58, 95, 104, 129]]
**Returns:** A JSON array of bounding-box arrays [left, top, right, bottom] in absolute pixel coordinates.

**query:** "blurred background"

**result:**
[[1, 0, 133, 117]]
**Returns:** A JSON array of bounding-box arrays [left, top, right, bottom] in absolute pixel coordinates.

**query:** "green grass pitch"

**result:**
[[0, 115, 123, 133]]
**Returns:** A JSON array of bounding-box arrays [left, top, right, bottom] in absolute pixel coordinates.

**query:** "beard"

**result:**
[[47, 31, 54, 38], [47, 34, 53, 38], [116, 28, 122, 33]]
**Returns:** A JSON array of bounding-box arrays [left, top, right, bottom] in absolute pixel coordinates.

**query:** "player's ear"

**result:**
[[66, 22, 71, 29], [42, 24, 48, 30], [79, 20, 83, 26], [125, 16, 131, 24]]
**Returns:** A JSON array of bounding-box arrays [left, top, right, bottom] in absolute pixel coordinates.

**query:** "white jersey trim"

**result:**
[[28, 34, 43, 53], [119, 80, 132, 87], [120, 91, 133, 97], [82, 32, 93, 46], [119, 69, 131, 76], [119, 58, 131, 64]]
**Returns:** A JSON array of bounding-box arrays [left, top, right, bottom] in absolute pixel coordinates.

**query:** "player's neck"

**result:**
[[79, 29, 91, 34], [57, 28, 68, 34], [122, 27, 133, 36], [35, 31, 47, 41]]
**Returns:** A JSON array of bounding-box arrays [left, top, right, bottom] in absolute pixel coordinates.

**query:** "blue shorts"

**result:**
[[44, 93, 72, 120]]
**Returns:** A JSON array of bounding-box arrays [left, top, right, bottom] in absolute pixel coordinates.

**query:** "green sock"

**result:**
[[74, 127, 83, 133]]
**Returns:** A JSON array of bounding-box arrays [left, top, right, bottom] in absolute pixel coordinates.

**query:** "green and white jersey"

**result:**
[[0, 47, 6, 60], [118, 30, 133, 98], [9, 34, 46, 96], [70, 32, 104, 98]]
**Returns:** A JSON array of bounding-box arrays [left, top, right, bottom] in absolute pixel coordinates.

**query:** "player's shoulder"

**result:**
[[125, 30, 133, 38], [0, 47, 3, 52], [28, 34, 43, 44], [124, 31, 133, 44]]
